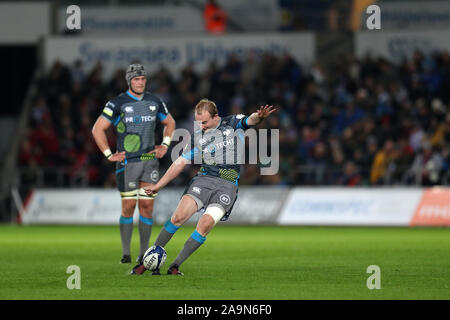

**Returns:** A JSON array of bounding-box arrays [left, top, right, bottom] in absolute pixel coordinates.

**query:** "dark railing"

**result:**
[[14, 164, 449, 189]]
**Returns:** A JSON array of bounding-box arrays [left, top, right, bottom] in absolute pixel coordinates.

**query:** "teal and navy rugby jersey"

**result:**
[[181, 114, 253, 185], [101, 91, 169, 162]]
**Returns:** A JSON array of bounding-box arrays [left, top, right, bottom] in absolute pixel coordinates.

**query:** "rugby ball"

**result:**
[[142, 245, 167, 271]]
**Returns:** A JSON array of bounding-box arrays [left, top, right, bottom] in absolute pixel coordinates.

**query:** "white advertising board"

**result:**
[[22, 187, 287, 225], [278, 188, 423, 226], [227, 187, 288, 224], [22, 188, 187, 225], [23, 189, 122, 225], [24, 187, 446, 227]]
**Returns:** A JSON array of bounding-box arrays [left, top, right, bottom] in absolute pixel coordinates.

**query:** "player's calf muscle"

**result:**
[[196, 215, 215, 236]]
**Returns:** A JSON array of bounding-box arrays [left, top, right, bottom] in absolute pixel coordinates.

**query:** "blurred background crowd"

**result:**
[[18, 49, 450, 188], [1, 0, 450, 222]]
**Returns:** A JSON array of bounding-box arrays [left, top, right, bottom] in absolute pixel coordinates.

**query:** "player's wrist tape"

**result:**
[[162, 136, 171, 148], [103, 149, 112, 159]]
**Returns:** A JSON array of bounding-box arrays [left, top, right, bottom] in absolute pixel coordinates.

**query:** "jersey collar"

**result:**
[[126, 90, 143, 101], [213, 117, 222, 130]]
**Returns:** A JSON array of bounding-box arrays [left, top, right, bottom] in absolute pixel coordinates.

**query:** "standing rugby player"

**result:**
[[92, 64, 175, 267]]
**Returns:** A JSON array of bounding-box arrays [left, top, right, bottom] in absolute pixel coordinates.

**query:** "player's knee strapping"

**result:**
[[204, 205, 226, 225], [120, 190, 138, 200]]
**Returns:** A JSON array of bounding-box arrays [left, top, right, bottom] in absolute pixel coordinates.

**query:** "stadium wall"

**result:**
[[366, 1, 450, 30], [0, 2, 50, 44], [57, 5, 204, 35], [355, 28, 450, 63], [43, 32, 315, 78], [21, 187, 450, 227]]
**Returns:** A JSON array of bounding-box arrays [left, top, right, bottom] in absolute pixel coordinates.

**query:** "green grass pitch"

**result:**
[[0, 224, 448, 300]]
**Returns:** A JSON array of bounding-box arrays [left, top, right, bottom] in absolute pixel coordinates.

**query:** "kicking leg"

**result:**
[[132, 195, 198, 275], [154, 194, 199, 247], [168, 204, 225, 275]]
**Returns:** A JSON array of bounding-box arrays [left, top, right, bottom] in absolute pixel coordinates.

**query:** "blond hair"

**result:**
[[195, 98, 218, 117]]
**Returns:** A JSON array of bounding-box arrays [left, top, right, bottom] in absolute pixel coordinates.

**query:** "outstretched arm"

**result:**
[[246, 105, 278, 126], [144, 156, 190, 195]]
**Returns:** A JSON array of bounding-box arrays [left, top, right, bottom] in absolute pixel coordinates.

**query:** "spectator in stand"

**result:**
[[18, 50, 450, 187], [337, 161, 362, 186], [304, 141, 329, 184], [370, 139, 397, 185], [409, 140, 444, 186], [30, 95, 50, 126], [70, 59, 86, 85], [32, 114, 60, 166], [19, 134, 43, 168], [204, 0, 227, 34], [333, 100, 365, 135]]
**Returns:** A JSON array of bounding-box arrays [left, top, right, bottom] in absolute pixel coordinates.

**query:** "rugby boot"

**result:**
[[167, 265, 184, 276], [120, 255, 131, 264]]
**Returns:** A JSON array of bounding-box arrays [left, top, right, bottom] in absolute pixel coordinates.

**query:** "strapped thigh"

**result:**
[[120, 189, 138, 200], [138, 187, 157, 200]]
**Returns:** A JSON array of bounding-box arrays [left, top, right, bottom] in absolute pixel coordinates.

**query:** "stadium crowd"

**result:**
[[18, 50, 450, 188]]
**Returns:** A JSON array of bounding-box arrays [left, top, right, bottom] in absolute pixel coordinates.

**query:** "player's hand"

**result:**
[[148, 145, 168, 159], [144, 183, 160, 195], [108, 151, 126, 162], [256, 105, 278, 120]]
